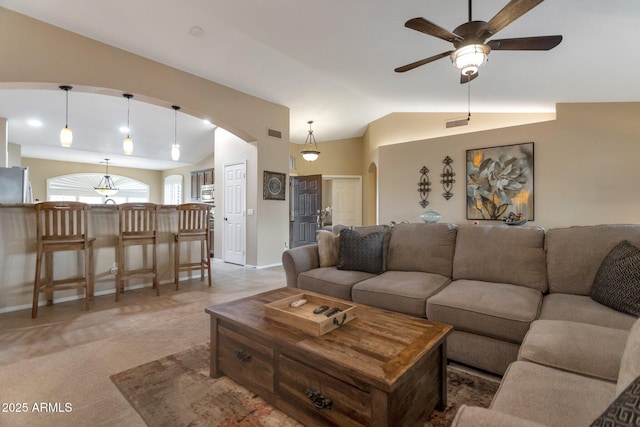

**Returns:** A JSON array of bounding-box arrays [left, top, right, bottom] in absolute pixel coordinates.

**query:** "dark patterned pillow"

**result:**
[[590, 240, 640, 317], [590, 375, 640, 426], [337, 229, 384, 274]]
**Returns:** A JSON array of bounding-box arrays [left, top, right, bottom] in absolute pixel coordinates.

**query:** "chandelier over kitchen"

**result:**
[[94, 158, 119, 196]]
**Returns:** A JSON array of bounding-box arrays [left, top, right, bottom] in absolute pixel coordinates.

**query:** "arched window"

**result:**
[[164, 174, 183, 205], [47, 174, 149, 204]]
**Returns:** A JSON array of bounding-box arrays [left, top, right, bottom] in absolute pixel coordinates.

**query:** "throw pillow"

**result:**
[[337, 228, 384, 274], [590, 240, 640, 317], [590, 375, 640, 427], [316, 230, 339, 267]]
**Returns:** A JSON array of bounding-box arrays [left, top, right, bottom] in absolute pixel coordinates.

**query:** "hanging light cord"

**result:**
[[126, 97, 131, 138], [65, 89, 69, 127], [467, 81, 471, 122]]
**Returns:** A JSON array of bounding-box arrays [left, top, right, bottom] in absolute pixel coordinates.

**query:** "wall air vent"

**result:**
[[445, 116, 470, 128], [267, 128, 282, 139]]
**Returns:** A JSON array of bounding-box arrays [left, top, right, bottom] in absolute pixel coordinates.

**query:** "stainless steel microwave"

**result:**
[[200, 184, 215, 203]]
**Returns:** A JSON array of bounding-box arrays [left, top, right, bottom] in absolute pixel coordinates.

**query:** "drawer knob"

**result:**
[[305, 388, 333, 410], [235, 350, 252, 363]]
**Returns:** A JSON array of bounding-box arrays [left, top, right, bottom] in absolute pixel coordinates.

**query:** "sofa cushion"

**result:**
[[491, 361, 616, 427], [452, 225, 547, 292], [518, 320, 628, 382], [618, 318, 640, 396], [545, 224, 640, 295], [298, 267, 375, 301], [385, 223, 457, 276], [316, 230, 339, 267], [539, 293, 638, 330], [337, 228, 385, 274], [590, 240, 640, 317], [426, 280, 542, 343], [452, 405, 547, 427], [351, 271, 450, 317], [592, 375, 640, 427]]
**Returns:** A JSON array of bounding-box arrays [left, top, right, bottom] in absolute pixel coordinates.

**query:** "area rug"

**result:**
[[111, 343, 499, 427]]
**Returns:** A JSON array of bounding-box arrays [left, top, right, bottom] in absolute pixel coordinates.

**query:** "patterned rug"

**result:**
[[111, 343, 499, 426]]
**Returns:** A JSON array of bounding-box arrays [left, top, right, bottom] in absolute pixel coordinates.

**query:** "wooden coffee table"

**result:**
[[206, 288, 452, 427]]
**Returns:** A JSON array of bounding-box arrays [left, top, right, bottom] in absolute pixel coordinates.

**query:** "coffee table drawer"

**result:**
[[218, 326, 274, 394], [277, 354, 371, 427]]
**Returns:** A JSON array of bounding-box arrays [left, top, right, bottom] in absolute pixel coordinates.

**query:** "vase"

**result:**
[[420, 210, 441, 224]]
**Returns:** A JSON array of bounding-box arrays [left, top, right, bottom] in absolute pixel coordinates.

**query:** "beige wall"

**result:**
[[290, 137, 364, 177], [377, 102, 640, 229], [0, 7, 289, 267]]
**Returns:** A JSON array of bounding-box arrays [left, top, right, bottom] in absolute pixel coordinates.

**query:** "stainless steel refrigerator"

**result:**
[[0, 167, 31, 203]]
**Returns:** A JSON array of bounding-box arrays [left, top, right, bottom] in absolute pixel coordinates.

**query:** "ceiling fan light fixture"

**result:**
[[451, 44, 490, 75], [300, 120, 321, 162]]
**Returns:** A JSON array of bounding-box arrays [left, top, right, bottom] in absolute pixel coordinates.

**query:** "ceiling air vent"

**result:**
[[267, 128, 282, 139]]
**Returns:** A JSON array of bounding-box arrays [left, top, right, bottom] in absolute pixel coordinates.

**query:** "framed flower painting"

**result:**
[[466, 142, 534, 220]]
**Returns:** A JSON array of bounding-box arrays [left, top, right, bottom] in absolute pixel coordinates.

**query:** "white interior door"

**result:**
[[331, 178, 362, 227], [223, 161, 246, 265]]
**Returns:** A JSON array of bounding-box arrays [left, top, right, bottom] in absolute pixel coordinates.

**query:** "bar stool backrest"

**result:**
[[177, 203, 211, 235], [118, 203, 158, 238], [35, 202, 90, 243]]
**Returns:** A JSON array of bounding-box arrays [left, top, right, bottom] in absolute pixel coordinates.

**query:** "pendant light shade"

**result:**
[[59, 85, 73, 147], [94, 158, 119, 196], [300, 120, 320, 162], [122, 94, 134, 155], [171, 105, 180, 161]]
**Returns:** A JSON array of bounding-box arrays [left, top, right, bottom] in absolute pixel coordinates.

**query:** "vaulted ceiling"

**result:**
[[0, 1, 638, 170]]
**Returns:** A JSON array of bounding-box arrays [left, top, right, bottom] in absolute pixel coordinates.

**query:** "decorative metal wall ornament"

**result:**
[[440, 156, 456, 200], [418, 166, 432, 208]]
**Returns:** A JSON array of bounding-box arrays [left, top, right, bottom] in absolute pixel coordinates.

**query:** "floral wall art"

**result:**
[[466, 142, 534, 220]]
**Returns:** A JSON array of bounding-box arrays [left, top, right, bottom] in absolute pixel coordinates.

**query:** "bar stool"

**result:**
[[32, 202, 95, 318], [116, 203, 159, 301], [174, 203, 212, 289]]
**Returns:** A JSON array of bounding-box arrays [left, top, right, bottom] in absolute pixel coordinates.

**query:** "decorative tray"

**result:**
[[264, 293, 357, 336]]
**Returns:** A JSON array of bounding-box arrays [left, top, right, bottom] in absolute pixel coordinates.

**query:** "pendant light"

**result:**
[[171, 105, 180, 161], [122, 94, 134, 155], [59, 85, 73, 147], [300, 120, 320, 162], [94, 158, 119, 196]]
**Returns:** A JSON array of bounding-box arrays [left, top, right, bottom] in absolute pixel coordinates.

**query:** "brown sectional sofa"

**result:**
[[282, 222, 640, 426]]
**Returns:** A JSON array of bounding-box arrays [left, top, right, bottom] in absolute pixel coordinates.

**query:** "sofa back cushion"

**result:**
[[386, 223, 457, 276], [452, 224, 547, 292], [546, 224, 640, 295]]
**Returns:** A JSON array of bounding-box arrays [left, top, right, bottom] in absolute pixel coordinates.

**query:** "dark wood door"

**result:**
[[290, 175, 322, 248]]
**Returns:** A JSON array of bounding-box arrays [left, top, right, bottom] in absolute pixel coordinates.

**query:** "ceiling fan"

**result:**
[[395, 0, 562, 83]]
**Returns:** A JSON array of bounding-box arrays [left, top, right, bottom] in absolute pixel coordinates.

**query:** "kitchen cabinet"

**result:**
[[190, 168, 214, 200]]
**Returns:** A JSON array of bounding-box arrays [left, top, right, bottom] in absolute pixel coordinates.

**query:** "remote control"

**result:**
[[313, 305, 329, 314], [290, 299, 307, 308], [324, 307, 341, 317]]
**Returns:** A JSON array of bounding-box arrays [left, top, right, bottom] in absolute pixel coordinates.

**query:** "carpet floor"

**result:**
[[111, 343, 499, 427]]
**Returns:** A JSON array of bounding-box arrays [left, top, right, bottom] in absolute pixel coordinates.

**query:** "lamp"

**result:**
[[300, 120, 320, 162], [59, 85, 73, 147], [171, 105, 180, 161], [451, 44, 490, 76], [94, 158, 119, 196], [122, 94, 134, 155]]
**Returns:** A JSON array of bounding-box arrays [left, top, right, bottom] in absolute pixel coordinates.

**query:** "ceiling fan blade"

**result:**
[[405, 17, 464, 44], [480, 0, 545, 39], [488, 35, 562, 50], [395, 51, 453, 73], [460, 72, 479, 84]]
